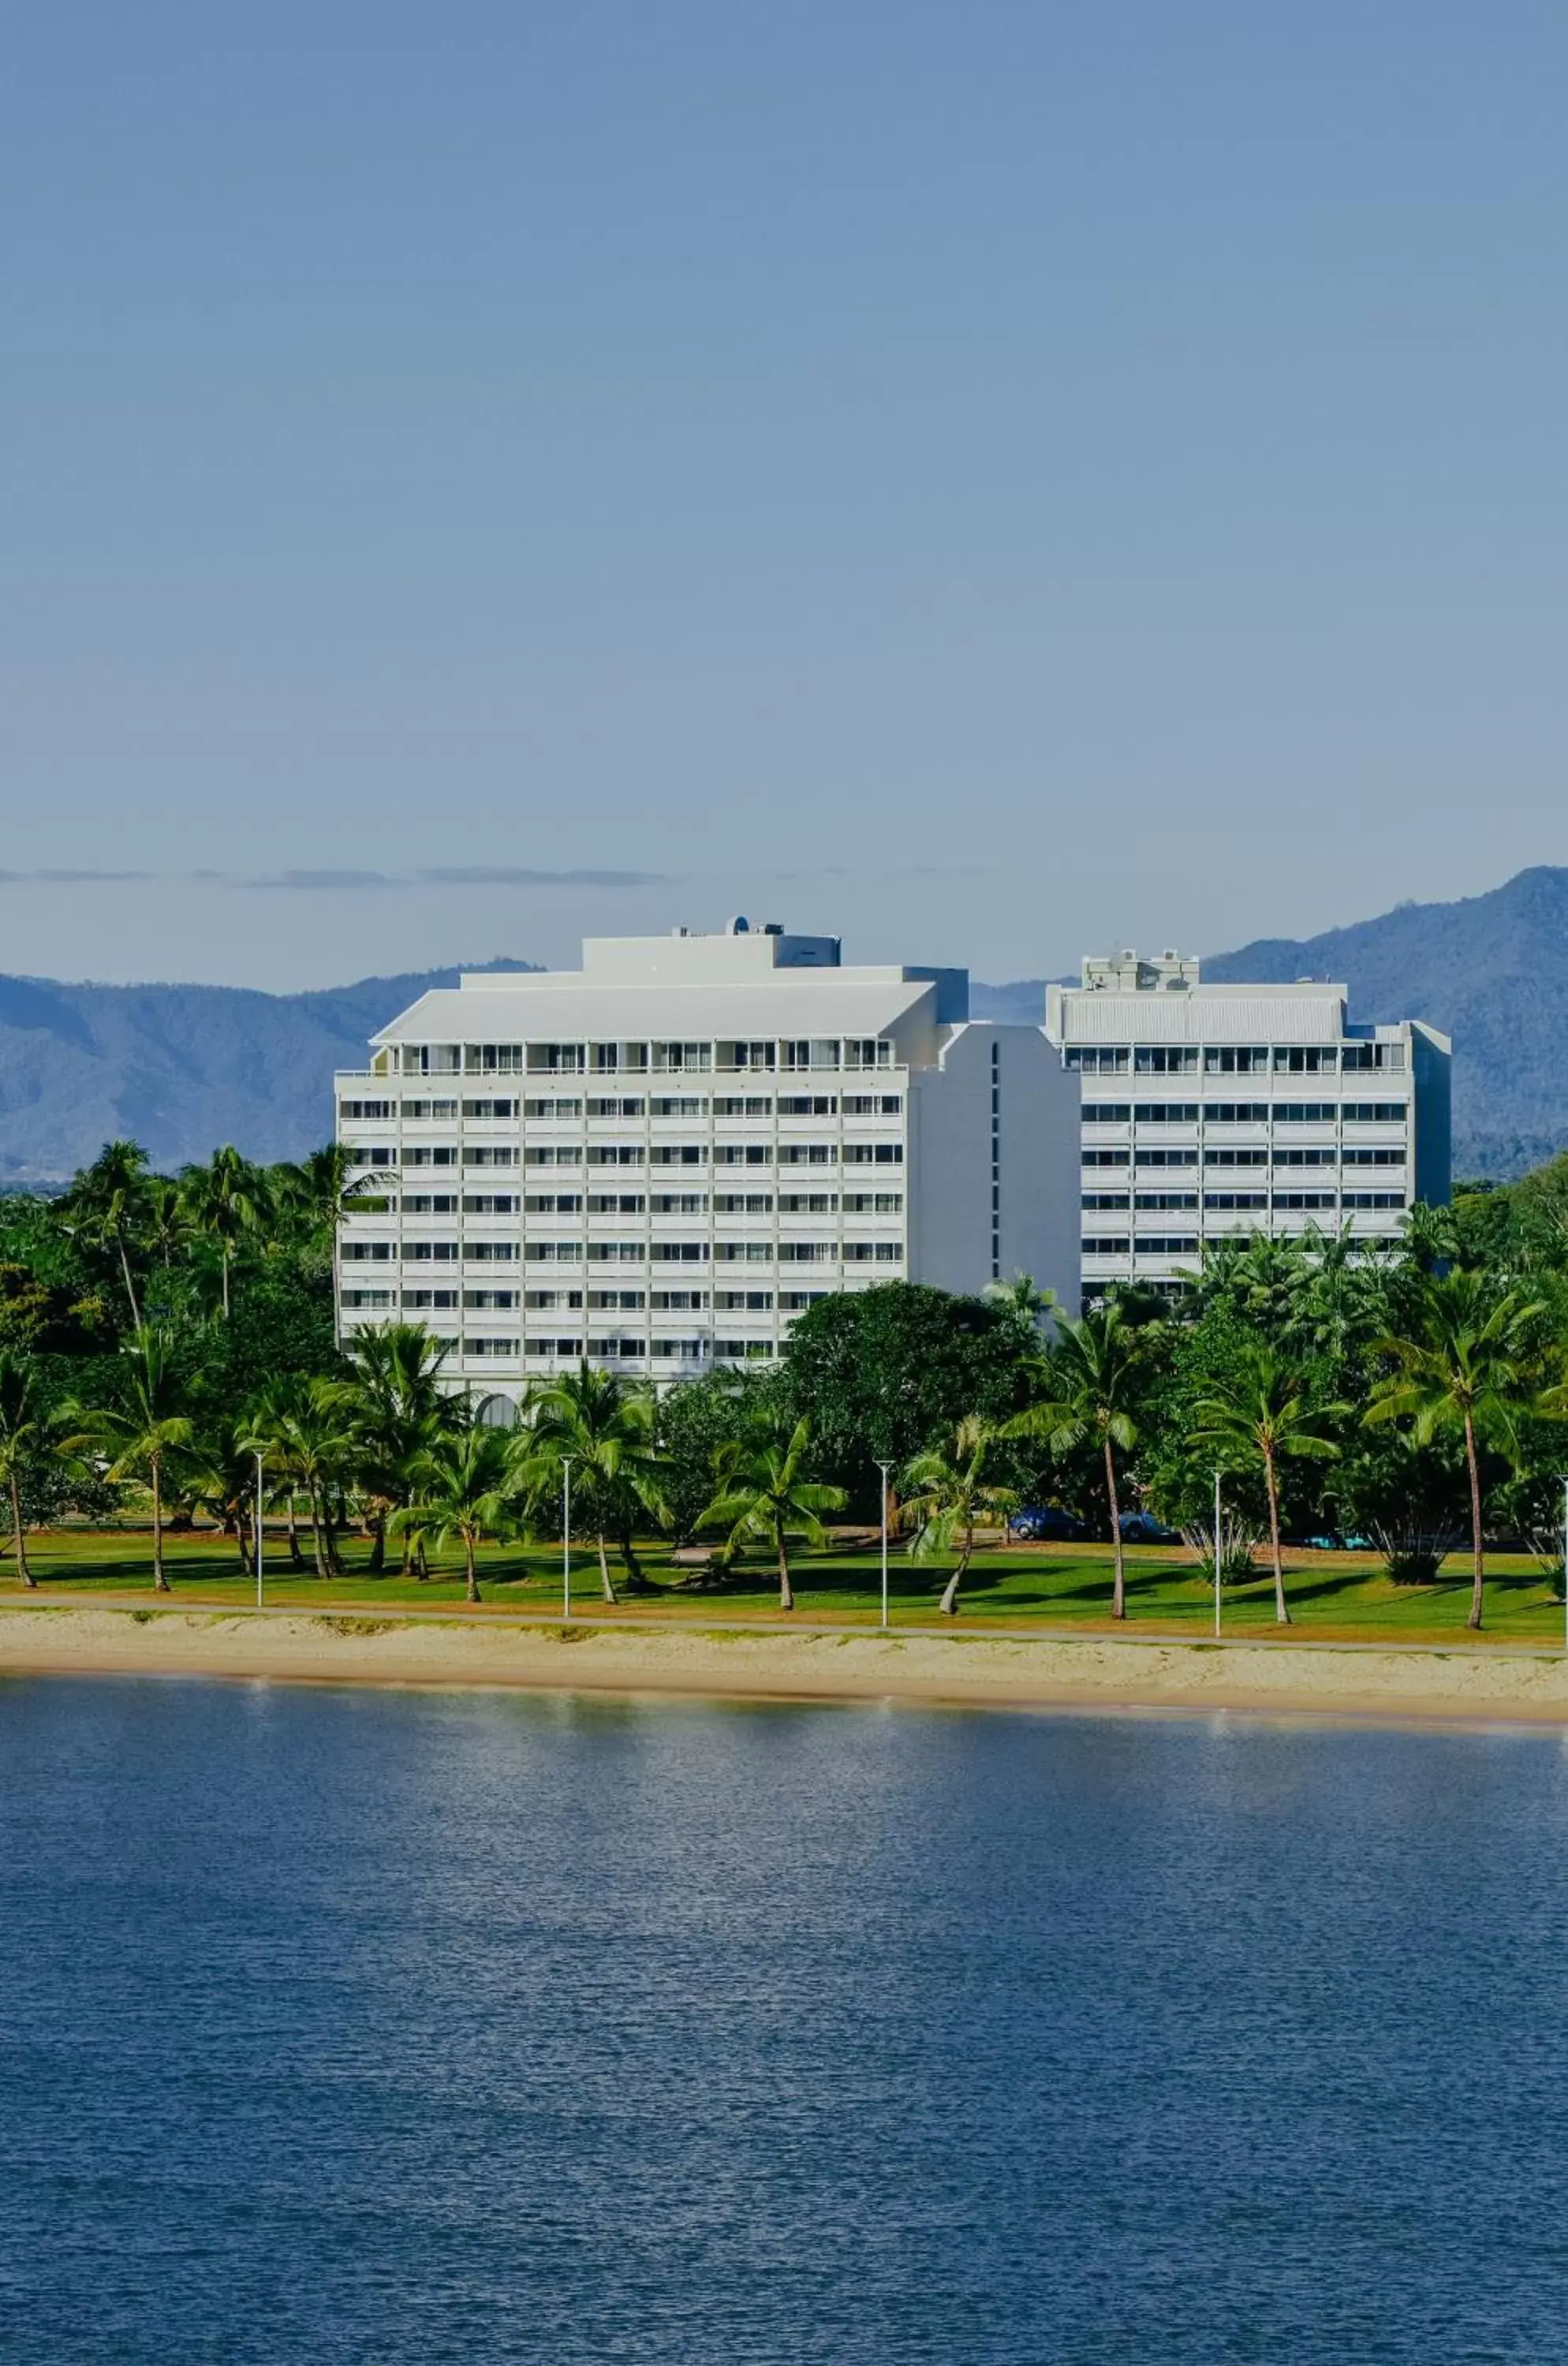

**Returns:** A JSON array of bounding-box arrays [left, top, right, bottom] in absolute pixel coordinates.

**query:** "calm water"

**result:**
[[2, 1684, 1567, 2363]]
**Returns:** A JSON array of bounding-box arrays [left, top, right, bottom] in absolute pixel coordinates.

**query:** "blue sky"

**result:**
[[3, 2, 1566, 987]]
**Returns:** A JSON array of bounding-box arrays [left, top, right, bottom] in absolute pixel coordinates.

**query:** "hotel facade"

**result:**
[[1045, 950, 1452, 1301], [334, 922, 1081, 1408]]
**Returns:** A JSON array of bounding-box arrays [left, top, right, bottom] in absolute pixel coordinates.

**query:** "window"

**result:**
[[1135, 1192, 1198, 1211], [464, 1044, 524, 1075], [588, 1289, 646, 1310], [653, 1041, 713, 1073], [465, 1241, 518, 1262], [649, 1144, 704, 1167], [711, 1095, 769, 1118], [1082, 1192, 1130, 1211], [1133, 1047, 1199, 1074], [461, 1097, 518, 1119], [778, 1094, 838, 1116], [404, 1193, 460, 1213], [463, 1289, 520, 1309], [779, 1192, 838, 1213], [341, 1241, 394, 1261], [465, 1337, 520, 1357], [525, 1145, 584, 1167], [405, 1241, 459, 1262], [717, 1040, 777, 1073], [526, 1043, 584, 1075], [1343, 1190, 1406, 1210], [524, 1242, 583, 1263], [842, 1241, 903, 1263], [525, 1289, 583, 1309], [400, 1044, 461, 1076], [650, 1192, 707, 1214], [715, 1144, 772, 1166], [715, 1241, 772, 1264], [1271, 1192, 1338, 1211], [843, 1039, 892, 1070], [781, 1039, 842, 1071], [1065, 1048, 1129, 1073], [778, 1289, 829, 1311], [523, 1097, 583, 1119], [713, 1339, 775, 1360], [651, 1338, 707, 1360], [1342, 1148, 1403, 1167], [400, 1287, 459, 1308], [651, 1241, 709, 1263], [715, 1289, 774, 1311], [527, 1336, 584, 1358], [343, 1146, 394, 1169], [1202, 1049, 1267, 1075], [1082, 1235, 1131, 1255], [588, 1144, 644, 1167], [1342, 1103, 1407, 1123], [400, 1097, 459, 1119], [842, 1142, 902, 1166], [463, 1192, 520, 1214], [651, 1289, 709, 1310], [1204, 1150, 1267, 1169], [339, 1289, 394, 1309], [1273, 1148, 1336, 1168], [1134, 1235, 1199, 1254], [778, 1144, 835, 1166], [653, 1095, 711, 1118], [404, 1145, 458, 1168], [1206, 1103, 1271, 1125], [1273, 1104, 1337, 1124], [1133, 1104, 1200, 1124], [463, 1146, 518, 1168], [843, 1094, 902, 1115], [1081, 1149, 1130, 1169], [1342, 1044, 1404, 1073], [338, 1099, 395, 1121], [588, 1192, 645, 1214], [586, 1095, 645, 1118], [1134, 1148, 1197, 1169], [777, 1241, 832, 1263], [1271, 1047, 1334, 1073], [587, 1242, 644, 1263], [1204, 1192, 1267, 1211], [1082, 1104, 1132, 1125], [713, 1192, 775, 1214], [525, 1192, 583, 1214], [842, 1192, 902, 1214]]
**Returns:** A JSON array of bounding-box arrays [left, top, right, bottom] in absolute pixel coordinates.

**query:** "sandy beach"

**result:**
[[4, 1601, 1568, 1726]]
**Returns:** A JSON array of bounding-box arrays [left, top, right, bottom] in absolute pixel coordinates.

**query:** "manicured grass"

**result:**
[[3, 1526, 1565, 1644]]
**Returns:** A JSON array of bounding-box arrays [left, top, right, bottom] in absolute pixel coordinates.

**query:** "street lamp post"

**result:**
[[1561, 1473, 1567, 1657], [1213, 1466, 1223, 1640], [562, 1456, 573, 1624], [875, 1461, 894, 1633], [254, 1450, 265, 1612]]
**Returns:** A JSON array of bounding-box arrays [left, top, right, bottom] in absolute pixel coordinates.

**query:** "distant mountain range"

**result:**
[[2, 869, 1566, 1182]]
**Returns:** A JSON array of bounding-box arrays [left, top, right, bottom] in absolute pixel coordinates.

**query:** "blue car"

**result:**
[[1010, 1506, 1088, 1543], [1117, 1510, 1179, 1544]]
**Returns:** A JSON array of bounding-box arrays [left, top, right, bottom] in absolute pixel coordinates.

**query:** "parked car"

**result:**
[[1010, 1506, 1088, 1543], [1117, 1510, 1179, 1544]]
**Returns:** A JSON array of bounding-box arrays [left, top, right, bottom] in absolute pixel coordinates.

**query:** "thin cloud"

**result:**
[[0, 865, 671, 891]]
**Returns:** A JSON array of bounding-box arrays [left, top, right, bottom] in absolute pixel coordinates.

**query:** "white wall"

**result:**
[[909, 1024, 1079, 1308]]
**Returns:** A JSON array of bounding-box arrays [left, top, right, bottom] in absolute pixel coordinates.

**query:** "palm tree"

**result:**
[[983, 1273, 1057, 1349], [334, 1324, 453, 1573], [252, 1379, 357, 1577], [62, 1138, 151, 1328], [700, 1409, 846, 1612], [0, 1351, 60, 1588], [68, 1327, 193, 1592], [274, 1144, 383, 1249], [1006, 1304, 1144, 1619], [1190, 1345, 1342, 1625], [1367, 1271, 1549, 1629], [522, 1362, 670, 1603], [900, 1414, 1017, 1616], [142, 1178, 196, 1271], [239, 1375, 315, 1569], [181, 1146, 264, 1318], [393, 1424, 518, 1604]]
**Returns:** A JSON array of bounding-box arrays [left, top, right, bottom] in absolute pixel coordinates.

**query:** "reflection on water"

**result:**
[[2, 1680, 1566, 2362]]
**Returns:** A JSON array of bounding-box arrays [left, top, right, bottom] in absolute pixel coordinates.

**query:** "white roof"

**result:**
[[1050, 982, 1351, 1047], [369, 972, 941, 1047]]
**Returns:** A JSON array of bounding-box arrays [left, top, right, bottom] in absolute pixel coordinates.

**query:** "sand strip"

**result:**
[[4, 1603, 1568, 1726]]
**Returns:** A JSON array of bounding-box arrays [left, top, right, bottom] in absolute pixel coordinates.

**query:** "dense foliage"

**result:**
[[6, 1140, 1568, 1628]]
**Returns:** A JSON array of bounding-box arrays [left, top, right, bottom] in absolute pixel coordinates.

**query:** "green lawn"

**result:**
[[3, 1526, 1565, 1644]]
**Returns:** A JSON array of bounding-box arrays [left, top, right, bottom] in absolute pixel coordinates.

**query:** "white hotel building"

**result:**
[[334, 921, 1080, 1405], [1045, 950, 1451, 1301]]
